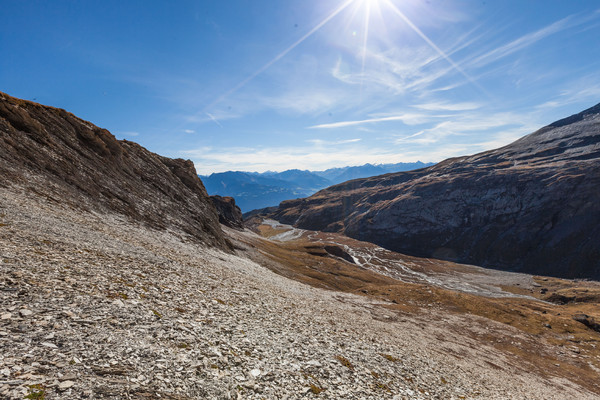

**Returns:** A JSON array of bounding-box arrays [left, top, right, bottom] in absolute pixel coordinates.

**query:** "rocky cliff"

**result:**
[[0, 91, 229, 250], [271, 103, 600, 279], [210, 195, 244, 230]]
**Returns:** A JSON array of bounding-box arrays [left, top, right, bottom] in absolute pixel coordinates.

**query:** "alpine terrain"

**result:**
[[268, 103, 600, 280], [1, 92, 600, 399]]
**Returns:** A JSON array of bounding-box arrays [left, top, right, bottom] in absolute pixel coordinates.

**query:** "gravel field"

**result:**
[[1, 186, 596, 399]]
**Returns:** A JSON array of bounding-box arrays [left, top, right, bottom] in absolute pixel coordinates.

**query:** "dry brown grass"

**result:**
[[231, 221, 600, 394], [335, 355, 354, 371], [255, 224, 289, 238]]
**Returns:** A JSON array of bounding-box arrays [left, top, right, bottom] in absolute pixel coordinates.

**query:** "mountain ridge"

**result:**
[[0, 91, 230, 250], [268, 102, 600, 279]]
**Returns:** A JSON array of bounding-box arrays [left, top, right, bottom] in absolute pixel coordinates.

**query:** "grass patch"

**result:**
[[303, 373, 325, 395], [335, 355, 354, 371], [25, 384, 46, 399], [380, 353, 399, 362], [309, 383, 324, 394]]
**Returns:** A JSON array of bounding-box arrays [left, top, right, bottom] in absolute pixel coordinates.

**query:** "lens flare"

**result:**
[[203, 0, 485, 116]]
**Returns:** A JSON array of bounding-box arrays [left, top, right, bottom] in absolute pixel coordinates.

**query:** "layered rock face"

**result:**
[[0, 92, 229, 250], [272, 103, 600, 279], [210, 195, 244, 230]]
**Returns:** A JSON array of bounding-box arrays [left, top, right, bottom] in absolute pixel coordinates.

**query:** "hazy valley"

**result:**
[[200, 162, 433, 213]]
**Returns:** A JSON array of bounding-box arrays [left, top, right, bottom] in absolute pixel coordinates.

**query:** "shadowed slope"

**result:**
[[0, 92, 229, 250]]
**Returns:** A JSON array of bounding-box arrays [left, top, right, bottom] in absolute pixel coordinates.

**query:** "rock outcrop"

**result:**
[[271, 103, 600, 279], [0, 91, 229, 250], [573, 314, 600, 333], [210, 195, 244, 230]]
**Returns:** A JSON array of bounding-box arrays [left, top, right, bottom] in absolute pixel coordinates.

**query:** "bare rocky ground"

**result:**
[[1, 185, 598, 399]]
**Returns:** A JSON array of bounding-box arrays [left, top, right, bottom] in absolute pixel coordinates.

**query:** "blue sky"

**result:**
[[2, 0, 600, 174]]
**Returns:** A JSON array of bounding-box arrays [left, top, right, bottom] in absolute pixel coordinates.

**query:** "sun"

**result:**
[[204, 0, 482, 112]]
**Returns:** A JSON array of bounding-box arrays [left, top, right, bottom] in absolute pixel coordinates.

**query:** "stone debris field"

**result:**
[[1, 186, 597, 399]]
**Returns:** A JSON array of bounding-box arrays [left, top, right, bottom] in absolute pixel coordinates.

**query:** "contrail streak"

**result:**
[[382, 0, 488, 95], [204, 0, 356, 111], [206, 112, 223, 128]]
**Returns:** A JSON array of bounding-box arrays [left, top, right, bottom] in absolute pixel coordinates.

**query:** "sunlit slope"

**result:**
[[270, 103, 600, 279]]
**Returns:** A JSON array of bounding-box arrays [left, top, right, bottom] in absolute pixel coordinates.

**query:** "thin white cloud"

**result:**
[[381, 0, 485, 94], [259, 90, 344, 115], [308, 113, 435, 129], [558, 79, 600, 104], [184, 129, 195, 134], [202, 0, 356, 111], [469, 126, 538, 151], [468, 12, 600, 68], [395, 112, 538, 145], [534, 74, 600, 110], [205, 113, 223, 128], [181, 107, 551, 175], [118, 131, 140, 137], [184, 144, 412, 175], [332, 46, 452, 95], [306, 138, 361, 146], [413, 101, 481, 111]]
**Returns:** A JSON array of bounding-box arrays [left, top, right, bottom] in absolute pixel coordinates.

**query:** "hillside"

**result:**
[[270, 103, 600, 279], [6, 184, 600, 399], [0, 91, 229, 250]]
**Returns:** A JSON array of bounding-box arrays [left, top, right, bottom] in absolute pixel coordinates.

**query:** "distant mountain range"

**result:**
[[200, 162, 433, 212]]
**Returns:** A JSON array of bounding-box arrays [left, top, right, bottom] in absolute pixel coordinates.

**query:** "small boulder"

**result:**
[[58, 380, 75, 390], [19, 309, 33, 317]]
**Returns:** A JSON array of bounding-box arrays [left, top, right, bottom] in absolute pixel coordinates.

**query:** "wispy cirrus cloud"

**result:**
[[331, 46, 455, 96], [180, 101, 561, 174], [412, 101, 481, 111], [535, 74, 600, 110], [306, 138, 362, 146], [258, 89, 346, 115], [468, 11, 600, 68], [394, 112, 539, 145], [308, 112, 440, 129], [205, 113, 223, 128]]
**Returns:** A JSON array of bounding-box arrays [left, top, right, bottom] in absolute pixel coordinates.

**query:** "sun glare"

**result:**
[[204, 0, 484, 112]]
